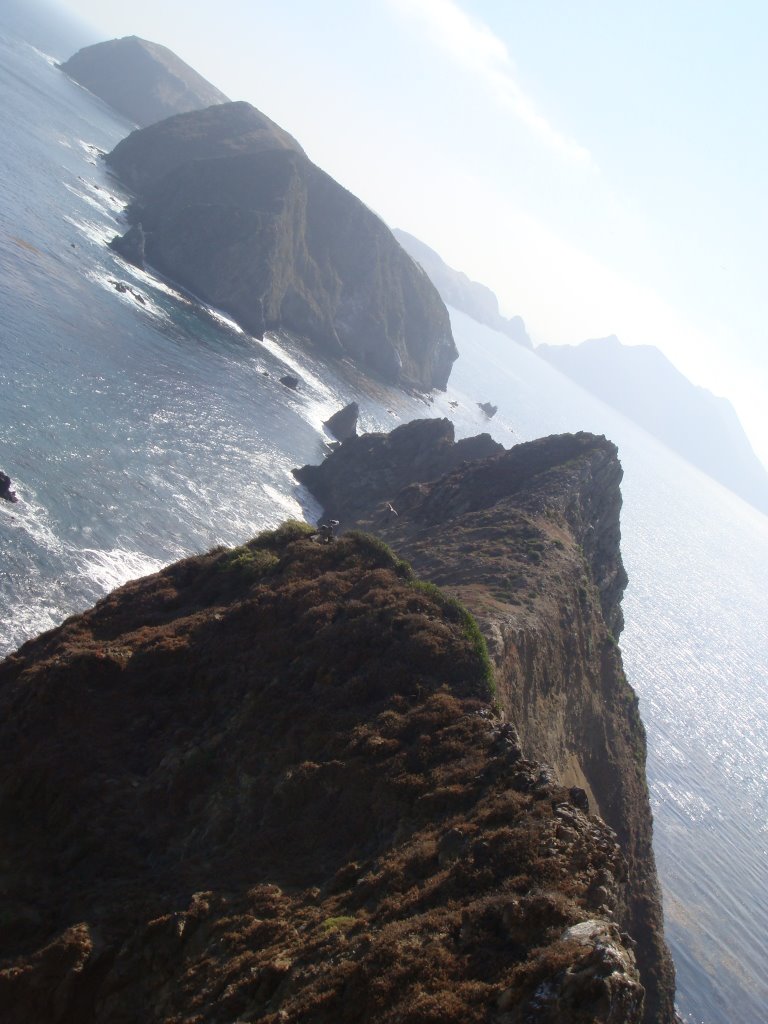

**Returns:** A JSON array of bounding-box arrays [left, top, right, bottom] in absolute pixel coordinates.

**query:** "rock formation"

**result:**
[[538, 335, 768, 516], [324, 401, 360, 441], [60, 36, 230, 127], [1, 522, 647, 1022], [294, 419, 677, 1023], [394, 228, 532, 348], [107, 102, 458, 391]]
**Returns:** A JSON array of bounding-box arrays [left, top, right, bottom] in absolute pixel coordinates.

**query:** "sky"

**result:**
[[55, 0, 768, 466]]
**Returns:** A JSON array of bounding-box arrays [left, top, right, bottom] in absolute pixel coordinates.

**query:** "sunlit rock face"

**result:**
[[2, 524, 644, 1023], [296, 419, 677, 1024], [106, 102, 458, 391], [60, 35, 230, 127]]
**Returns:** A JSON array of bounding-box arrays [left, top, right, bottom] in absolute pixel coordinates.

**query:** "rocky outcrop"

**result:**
[[295, 420, 676, 1023], [0, 523, 644, 1023], [324, 401, 360, 440], [60, 36, 230, 127], [106, 103, 458, 391], [538, 335, 768, 516], [394, 228, 532, 347]]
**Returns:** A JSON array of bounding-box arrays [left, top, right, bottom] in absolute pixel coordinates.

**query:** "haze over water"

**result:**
[[1, 10, 766, 1022]]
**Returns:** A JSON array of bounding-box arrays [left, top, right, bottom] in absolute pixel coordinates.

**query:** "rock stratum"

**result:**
[[0, 427, 676, 1022], [106, 101, 457, 390], [60, 36, 230, 127], [393, 229, 532, 348], [295, 420, 677, 1023]]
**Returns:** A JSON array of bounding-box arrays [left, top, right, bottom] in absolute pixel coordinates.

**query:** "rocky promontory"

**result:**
[[394, 228, 532, 348], [60, 36, 230, 127], [295, 420, 677, 1023], [106, 102, 458, 390], [1, 521, 650, 1022]]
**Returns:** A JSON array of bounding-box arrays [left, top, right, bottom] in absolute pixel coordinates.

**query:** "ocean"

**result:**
[[1, 8, 767, 1022]]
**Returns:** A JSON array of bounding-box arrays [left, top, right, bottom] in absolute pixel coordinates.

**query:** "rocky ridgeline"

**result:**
[[60, 36, 230, 128], [295, 420, 676, 1023], [105, 101, 457, 391], [0, 523, 650, 1022]]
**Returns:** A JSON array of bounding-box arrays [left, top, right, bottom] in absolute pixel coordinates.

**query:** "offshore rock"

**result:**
[[109, 221, 145, 268], [0, 525, 643, 1022], [60, 36, 230, 127], [106, 103, 458, 391], [324, 401, 360, 441], [295, 420, 676, 1023]]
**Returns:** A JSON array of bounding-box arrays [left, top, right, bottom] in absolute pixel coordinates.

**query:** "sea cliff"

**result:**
[[0, 427, 676, 1021], [60, 35, 230, 127], [295, 420, 677, 1023], [106, 102, 457, 391]]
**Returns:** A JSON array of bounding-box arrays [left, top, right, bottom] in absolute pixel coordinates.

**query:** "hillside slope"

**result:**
[[394, 228, 532, 348], [60, 35, 229, 127], [106, 103, 458, 391], [538, 336, 768, 515], [295, 420, 677, 1023], [1, 524, 647, 1022]]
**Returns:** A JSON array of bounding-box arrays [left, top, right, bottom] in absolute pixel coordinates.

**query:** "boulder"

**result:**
[[323, 402, 359, 441]]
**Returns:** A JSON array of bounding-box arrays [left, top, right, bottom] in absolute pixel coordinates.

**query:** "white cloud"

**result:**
[[387, 0, 593, 165]]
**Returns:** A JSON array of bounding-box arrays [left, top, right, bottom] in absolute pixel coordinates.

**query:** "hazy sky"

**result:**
[[56, 0, 767, 465]]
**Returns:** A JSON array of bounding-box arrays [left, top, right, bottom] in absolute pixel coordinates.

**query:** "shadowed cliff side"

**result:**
[[294, 420, 676, 1023], [106, 102, 458, 391], [0, 524, 646, 1022]]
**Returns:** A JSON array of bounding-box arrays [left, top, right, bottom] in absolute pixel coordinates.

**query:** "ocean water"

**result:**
[[1, 10, 767, 1023]]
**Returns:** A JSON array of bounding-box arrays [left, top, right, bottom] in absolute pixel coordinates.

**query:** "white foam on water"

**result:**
[[76, 546, 164, 593], [64, 213, 114, 246]]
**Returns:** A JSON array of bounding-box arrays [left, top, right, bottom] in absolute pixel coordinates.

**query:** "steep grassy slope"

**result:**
[[1, 525, 644, 1022]]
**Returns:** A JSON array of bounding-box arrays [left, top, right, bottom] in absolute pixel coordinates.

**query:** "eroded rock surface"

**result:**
[[295, 419, 676, 1023], [106, 103, 457, 390], [60, 36, 230, 128], [1, 525, 645, 1022]]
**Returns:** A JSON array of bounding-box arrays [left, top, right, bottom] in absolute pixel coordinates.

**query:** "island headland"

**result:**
[[393, 228, 532, 349], [60, 35, 230, 127], [295, 420, 677, 1023], [105, 101, 457, 391], [0, 427, 676, 1022]]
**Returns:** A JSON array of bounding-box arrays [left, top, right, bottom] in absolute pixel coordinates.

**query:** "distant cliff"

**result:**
[[394, 228, 532, 347], [107, 102, 457, 390], [538, 336, 768, 515], [60, 35, 229, 127], [1, 521, 648, 1023], [295, 420, 677, 1024]]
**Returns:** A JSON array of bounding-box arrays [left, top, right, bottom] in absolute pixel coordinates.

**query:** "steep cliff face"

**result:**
[[106, 103, 458, 390], [538, 335, 768, 516], [393, 228, 532, 348], [0, 525, 645, 1022], [295, 421, 676, 1023], [60, 36, 230, 127]]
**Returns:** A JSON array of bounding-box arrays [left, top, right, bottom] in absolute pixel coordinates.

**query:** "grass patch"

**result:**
[[321, 915, 357, 932]]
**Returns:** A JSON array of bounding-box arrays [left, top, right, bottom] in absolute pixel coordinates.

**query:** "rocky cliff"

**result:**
[[295, 420, 677, 1023], [106, 102, 457, 391], [60, 36, 230, 127], [394, 229, 532, 348], [538, 335, 768, 516], [0, 522, 649, 1022]]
